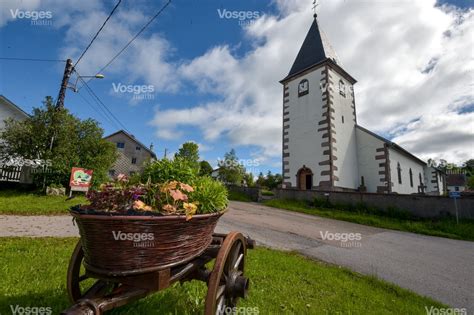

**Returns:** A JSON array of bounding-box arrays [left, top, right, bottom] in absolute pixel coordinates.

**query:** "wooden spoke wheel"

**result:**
[[66, 241, 118, 303], [205, 232, 249, 315]]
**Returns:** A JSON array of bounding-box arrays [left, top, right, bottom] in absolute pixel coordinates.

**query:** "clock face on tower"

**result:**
[[298, 79, 309, 96]]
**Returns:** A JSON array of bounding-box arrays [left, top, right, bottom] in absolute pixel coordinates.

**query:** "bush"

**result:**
[[190, 177, 228, 213], [261, 189, 275, 196], [142, 158, 199, 184]]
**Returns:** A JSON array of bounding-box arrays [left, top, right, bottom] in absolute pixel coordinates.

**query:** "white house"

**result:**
[[0, 95, 29, 132], [281, 16, 445, 195]]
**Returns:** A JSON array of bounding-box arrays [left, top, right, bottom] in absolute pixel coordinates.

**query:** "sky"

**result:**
[[0, 0, 473, 176]]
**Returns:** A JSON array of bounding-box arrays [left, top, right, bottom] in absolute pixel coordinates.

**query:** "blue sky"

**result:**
[[0, 0, 473, 175]]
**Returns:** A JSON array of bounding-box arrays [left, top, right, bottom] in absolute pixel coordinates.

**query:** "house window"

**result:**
[[136, 146, 141, 151], [116, 142, 125, 149], [298, 79, 309, 97], [131, 157, 137, 164], [108, 169, 115, 177], [409, 168, 413, 187], [455, 186, 459, 191], [397, 162, 402, 184], [342, 116, 344, 124], [339, 80, 346, 97], [419, 173, 423, 185]]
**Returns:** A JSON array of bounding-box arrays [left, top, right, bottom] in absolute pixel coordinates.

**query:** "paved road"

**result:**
[[1, 201, 473, 312]]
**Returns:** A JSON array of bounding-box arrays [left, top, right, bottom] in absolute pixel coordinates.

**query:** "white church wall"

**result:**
[[329, 69, 359, 189], [284, 68, 328, 188], [424, 167, 445, 195], [355, 128, 385, 193], [389, 148, 425, 194]]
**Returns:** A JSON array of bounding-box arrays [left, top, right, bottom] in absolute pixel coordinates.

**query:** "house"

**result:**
[[446, 171, 467, 192], [104, 130, 156, 177], [280, 15, 445, 195], [0, 95, 29, 132], [0, 95, 31, 183]]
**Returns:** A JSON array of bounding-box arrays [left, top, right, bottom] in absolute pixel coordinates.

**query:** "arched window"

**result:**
[[298, 79, 309, 97], [409, 168, 413, 187], [397, 162, 402, 184], [339, 80, 346, 97]]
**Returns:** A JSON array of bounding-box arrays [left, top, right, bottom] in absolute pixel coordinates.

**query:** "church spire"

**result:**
[[282, 9, 342, 81]]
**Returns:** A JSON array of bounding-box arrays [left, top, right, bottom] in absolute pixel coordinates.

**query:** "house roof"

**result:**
[[0, 95, 29, 118], [104, 130, 157, 158], [446, 174, 467, 186], [280, 18, 356, 84], [356, 125, 427, 166]]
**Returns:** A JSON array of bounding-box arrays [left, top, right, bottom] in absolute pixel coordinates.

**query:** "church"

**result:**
[[280, 16, 445, 195]]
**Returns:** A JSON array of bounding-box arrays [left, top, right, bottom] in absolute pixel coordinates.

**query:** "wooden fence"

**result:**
[[0, 166, 22, 182]]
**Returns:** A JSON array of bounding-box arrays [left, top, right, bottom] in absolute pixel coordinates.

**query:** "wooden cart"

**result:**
[[61, 232, 255, 315]]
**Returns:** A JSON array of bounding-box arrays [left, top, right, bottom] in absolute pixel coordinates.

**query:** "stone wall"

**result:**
[[273, 189, 474, 219]]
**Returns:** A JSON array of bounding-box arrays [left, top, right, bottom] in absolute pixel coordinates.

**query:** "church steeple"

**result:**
[[285, 17, 340, 79]]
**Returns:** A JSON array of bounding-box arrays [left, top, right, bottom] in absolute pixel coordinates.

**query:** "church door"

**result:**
[[297, 166, 313, 190]]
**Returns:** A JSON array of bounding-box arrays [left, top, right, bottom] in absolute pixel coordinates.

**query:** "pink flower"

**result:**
[[180, 183, 194, 192], [169, 189, 188, 201], [162, 204, 177, 213], [117, 174, 128, 182]]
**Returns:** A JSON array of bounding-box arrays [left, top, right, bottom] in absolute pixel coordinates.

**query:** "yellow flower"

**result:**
[[133, 200, 153, 211], [162, 204, 177, 214], [183, 202, 198, 221]]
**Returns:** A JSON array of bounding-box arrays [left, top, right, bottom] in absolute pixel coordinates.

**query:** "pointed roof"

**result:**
[[281, 17, 355, 84]]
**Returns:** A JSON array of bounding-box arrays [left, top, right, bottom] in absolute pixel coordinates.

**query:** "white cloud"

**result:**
[[149, 0, 473, 164]]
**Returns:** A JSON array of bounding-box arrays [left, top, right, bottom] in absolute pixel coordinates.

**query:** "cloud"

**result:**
[[149, 0, 473, 164]]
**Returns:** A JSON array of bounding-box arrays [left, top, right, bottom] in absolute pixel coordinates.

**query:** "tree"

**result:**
[[256, 172, 265, 187], [243, 172, 255, 187], [0, 96, 116, 187], [199, 160, 213, 176], [218, 149, 245, 185], [468, 176, 474, 190], [175, 142, 200, 165]]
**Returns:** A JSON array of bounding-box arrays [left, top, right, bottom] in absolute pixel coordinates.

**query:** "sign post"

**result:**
[[449, 191, 461, 224], [69, 167, 93, 197]]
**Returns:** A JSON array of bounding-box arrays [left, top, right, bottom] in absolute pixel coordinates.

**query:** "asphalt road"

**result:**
[[1, 201, 473, 311]]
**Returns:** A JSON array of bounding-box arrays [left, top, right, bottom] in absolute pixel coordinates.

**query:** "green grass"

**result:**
[[0, 190, 88, 215], [261, 189, 275, 196], [264, 199, 474, 241], [0, 237, 445, 315], [228, 190, 253, 202]]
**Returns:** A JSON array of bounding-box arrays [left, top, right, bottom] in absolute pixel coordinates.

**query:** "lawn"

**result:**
[[0, 190, 88, 215], [0, 237, 445, 314], [264, 199, 474, 241]]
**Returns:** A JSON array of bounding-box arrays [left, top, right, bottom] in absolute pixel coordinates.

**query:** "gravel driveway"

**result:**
[[1, 201, 473, 312]]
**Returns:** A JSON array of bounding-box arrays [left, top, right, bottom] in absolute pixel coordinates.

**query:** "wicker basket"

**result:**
[[71, 209, 224, 276]]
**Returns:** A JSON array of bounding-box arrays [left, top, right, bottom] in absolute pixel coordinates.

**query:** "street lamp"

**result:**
[[68, 73, 105, 92]]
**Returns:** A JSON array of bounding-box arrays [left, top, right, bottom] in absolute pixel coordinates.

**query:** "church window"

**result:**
[[397, 162, 402, 184], [339, 80, 346, 97], [409, 168, 413, 187], [298, 79, 309, 97]]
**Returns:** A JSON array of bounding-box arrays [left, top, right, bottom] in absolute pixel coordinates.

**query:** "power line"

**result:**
[[76, 74, 130, 133], [74, 0, 122, 68], [76, 89, 120, 130], [78, 0, 171, 90], [0, 57, 66, 62]]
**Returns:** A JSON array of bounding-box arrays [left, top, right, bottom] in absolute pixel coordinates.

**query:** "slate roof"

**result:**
[[281, 18, 355, 83], [446, 174, 467, 187]]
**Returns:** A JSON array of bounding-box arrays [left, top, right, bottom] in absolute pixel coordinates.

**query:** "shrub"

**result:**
[[142, 158, 199, 184], [190, 177, 228, 213]]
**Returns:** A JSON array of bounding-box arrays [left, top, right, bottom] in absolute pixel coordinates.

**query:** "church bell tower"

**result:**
[[280, 14, 359, 191]]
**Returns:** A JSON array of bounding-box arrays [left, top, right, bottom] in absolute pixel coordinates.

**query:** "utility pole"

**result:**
[[56, 58, 74, 109], [164, 148, 168, 159]]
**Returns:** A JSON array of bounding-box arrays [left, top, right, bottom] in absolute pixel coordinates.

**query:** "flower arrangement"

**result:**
[[81, 174, 228, 221]]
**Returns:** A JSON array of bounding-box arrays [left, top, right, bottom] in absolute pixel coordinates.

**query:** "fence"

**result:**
[[0, 166, 22, 182]]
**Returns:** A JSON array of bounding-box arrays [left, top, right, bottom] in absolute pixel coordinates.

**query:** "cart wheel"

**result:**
[[205, 232, 249, 315], [67, 240, 118, 303]]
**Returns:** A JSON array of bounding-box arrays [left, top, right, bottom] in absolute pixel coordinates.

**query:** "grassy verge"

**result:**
[[264, 199, 474, 241], [0, 190, 87, 215], [0, 237, 444, 314], [228, 190, 252, 202]]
